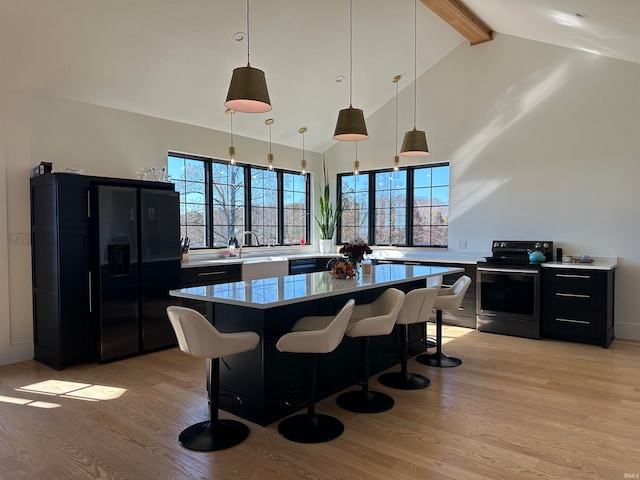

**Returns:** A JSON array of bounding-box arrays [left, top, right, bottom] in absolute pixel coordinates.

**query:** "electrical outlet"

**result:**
[[8, 233, 31, 246], [456, 240, 467, 250]]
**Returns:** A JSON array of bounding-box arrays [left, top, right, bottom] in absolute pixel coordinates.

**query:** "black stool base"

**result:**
[[178, 419, 249, 451], [421, 337, 437, 348], [278, 413, 344, 443], [416, 352, 462, 368], [336, 390, 395, 413], [378, 371, 430, 390]]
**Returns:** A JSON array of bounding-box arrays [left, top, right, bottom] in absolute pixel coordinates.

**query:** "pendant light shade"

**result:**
[[226, 66, 271, 113], [224, 0, 271, 113], [334, 106, 368, 141], [334, 0, 368, 141], [401, 0, 429, 157], [401, 128, 429, 156]]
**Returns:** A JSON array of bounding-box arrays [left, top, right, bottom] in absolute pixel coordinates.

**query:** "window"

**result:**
[[337, 163, 449, 247], [283, 172, 308, 245], [339, 173, 370, 243], [168, 153, 310, 249]]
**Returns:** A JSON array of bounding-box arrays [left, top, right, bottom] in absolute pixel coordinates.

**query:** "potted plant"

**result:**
[[314, 159, 341, 254]]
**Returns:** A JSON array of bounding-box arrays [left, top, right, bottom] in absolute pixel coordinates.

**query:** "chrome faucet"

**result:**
[[238, 231, 261, 257]]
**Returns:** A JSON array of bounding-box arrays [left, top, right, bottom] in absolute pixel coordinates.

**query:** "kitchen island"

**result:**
[[170, 263, 463, 426]]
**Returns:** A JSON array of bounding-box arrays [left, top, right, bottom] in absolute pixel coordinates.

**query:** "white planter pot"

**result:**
[[319, 239, 334, 254]]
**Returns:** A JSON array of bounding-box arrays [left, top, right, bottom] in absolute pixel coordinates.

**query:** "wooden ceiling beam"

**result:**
[[420, 0, 493, 45]]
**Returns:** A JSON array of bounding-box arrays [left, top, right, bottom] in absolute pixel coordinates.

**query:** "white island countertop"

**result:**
[[170, 263, 463, 309]]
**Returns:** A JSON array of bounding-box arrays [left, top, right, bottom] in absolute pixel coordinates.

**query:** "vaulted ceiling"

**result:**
[[1, 0, 638, 153]]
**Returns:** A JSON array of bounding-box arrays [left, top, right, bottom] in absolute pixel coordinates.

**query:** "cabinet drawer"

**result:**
[[181, 264, 242, 287], [545, 270, 601, 295], [542, 312, 599, 338]]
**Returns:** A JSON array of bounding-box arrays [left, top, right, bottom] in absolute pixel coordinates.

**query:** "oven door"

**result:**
[[476, 266, 540, 322]]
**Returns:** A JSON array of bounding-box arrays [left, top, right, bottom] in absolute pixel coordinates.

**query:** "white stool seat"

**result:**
[[276, 299, 355, 444], [336, 288, 405, 413], [417, 275, 471, 368], [379, 287, 439, 390], [166, 306, 259, 451]]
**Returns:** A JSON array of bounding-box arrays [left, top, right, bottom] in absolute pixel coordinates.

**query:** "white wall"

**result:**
[[326, 33, 640, 340], [0, 93, 322, 365]]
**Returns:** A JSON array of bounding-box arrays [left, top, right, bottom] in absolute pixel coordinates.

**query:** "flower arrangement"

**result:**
[[339, 238, 372, 265], [327, 258, 357, 279]]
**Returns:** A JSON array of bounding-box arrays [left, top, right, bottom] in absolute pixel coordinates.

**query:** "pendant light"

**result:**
[[226, 108, 236, 165], [265, 118, 274, 171], [401, 0, 429, 156], [334, 0, 368, 141], [392, 75, 401, 170], [225, 0, 271, 113], [299, 127, 307, 176], [353, 142, 360, 175]]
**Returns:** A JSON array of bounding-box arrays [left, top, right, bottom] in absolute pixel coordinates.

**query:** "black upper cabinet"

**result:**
[[31, 173, 180, 370]]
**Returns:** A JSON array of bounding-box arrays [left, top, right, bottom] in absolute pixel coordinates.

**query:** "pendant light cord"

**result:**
[[395, 79, 399, 155], [349, 0, 353, 106], [413, 0, 417, 128], [246, 0, 251, 66]]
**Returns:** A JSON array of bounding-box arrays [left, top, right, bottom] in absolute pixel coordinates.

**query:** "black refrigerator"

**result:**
[[93, 185, 180, 362]]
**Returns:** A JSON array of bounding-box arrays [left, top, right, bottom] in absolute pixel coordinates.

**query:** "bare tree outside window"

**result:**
[[338, 163, 449, 247], [168, 153, 309, 249]]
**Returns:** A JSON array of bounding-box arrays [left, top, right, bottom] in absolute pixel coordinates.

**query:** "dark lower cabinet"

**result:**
[[180, 264, 242, 315], [288, 257, 332, 275], [541, 268, 615, 348]]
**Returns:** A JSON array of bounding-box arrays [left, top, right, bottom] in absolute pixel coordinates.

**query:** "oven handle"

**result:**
[[477, 267, 539, 274]]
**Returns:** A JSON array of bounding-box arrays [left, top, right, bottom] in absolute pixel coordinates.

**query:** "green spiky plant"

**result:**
[[314, 158, 341, 240]]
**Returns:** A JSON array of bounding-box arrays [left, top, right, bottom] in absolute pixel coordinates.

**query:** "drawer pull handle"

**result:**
[[556, 293, 591, 299], [556, 317, 590, 325], [197, 271, 226, 276], [556, 274, 590, 279]]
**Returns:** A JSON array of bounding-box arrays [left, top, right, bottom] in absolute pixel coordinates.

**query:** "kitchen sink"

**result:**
[[242, 257, 288, 280]]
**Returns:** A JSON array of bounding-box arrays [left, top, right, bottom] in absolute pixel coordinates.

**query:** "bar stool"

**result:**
[[378, 287, 439, 390], [336, 288, 405, 413], [276, 299, 355, 443], [422, 275, 443, 349], [166, 306, 260, 451], [417, 275, 471, 368]]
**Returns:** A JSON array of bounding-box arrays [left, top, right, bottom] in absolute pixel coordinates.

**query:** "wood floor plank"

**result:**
[[1, 327, 640, 479]]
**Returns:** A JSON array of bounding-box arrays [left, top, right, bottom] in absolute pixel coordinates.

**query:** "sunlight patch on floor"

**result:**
[[4, 379, 129, 407]]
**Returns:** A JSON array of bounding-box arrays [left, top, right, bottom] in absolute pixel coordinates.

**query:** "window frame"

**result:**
[[336, 162, 449, 248], [169, 152, 310, 249]]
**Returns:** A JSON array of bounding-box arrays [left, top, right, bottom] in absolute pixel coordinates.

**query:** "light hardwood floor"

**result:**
[[1, 327, 640, 480]]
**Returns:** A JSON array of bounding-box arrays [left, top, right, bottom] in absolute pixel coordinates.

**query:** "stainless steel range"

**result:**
[[476, 240, 553, 339]]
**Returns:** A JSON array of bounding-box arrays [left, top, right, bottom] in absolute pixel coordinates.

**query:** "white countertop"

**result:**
[[181, 251, 339, 269], [181, 248, 617, 270], [541, 257, 617, 271], [170, 263, 463, 309]]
